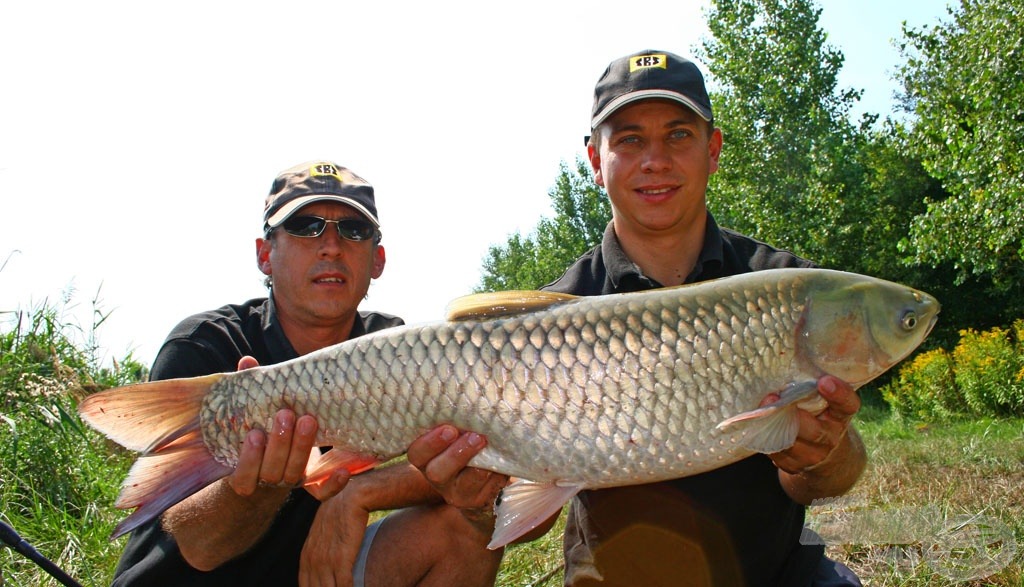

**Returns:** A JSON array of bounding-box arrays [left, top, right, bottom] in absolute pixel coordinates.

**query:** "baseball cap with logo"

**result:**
[[263, 161, 380, 229], [590, 50, 713, 130]]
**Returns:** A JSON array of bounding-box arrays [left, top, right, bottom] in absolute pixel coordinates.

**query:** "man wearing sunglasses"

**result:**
[[110, 161, 506, 586]]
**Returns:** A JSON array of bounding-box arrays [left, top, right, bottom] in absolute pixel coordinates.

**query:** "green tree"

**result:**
[[477, 158, 610, 292], [696, 0, 866, 270], [896, 0, 1024, 293], [694, 0, 978, 345]]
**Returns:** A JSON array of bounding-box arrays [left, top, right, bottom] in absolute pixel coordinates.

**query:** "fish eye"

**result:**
[[901, 310, 919, 330]]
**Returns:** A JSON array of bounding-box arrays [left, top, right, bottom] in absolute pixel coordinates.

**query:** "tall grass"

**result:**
[[1, 289, 141, 586]]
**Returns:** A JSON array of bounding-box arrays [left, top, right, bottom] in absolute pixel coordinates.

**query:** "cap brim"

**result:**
[[591, 90, 713, 129], [265, 195, 380, 228]]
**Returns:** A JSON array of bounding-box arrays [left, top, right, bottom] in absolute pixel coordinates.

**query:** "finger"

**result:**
[[422, 432, 488, 486], [258, 409, 297, 485], [282, 415, 319, 484], [229, 429, 267, 496], [795, 409, 838, 447], [237, 355, 260, 371], [305, 468, 352, 501], [407, 425, 459, 469], [817, 376, 860, 419]]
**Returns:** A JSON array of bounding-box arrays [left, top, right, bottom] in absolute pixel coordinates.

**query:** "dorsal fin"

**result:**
[[445, 290, 579, 321]]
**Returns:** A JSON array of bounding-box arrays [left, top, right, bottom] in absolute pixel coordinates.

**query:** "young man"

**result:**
[[534, 51, 867, 586], [110, 161, 505, 587], [374, 51, 868, 586]]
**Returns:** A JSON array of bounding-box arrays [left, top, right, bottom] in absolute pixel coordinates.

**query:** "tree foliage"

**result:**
[[696, 0, 866, 269], [477, 158, 610, 292], [896, 0, 1024, 291]]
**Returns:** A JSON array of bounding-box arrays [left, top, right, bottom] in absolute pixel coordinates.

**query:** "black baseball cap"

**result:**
[[263, 161, 379, 229], [590, 50, 713, 130]]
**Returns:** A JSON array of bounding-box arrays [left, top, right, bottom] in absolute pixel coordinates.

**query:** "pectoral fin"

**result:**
[[715, 380, 820, 453]]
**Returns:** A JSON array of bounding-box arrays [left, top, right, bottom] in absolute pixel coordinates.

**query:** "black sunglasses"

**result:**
[[278, 215, 380, 242]]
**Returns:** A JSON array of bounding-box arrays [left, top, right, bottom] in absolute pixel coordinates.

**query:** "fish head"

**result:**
[[799, 273, 940, 387]]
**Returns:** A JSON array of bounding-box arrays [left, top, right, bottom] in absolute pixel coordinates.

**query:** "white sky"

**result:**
[[1, 0, 951, 368]]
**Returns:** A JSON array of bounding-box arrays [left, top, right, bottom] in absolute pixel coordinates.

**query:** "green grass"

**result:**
[[495, 411, 1024, 586]]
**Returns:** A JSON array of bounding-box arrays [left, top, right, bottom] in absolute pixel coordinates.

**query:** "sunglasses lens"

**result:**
[[282, 216, 326, 237], [280, 216, 377, 241], [336, 219, 376, 241]]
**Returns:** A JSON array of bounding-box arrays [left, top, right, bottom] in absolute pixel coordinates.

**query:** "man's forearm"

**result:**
[[780, 426, 867, 505], [342, 461, 444, 511], [162, 479, 293, 570]]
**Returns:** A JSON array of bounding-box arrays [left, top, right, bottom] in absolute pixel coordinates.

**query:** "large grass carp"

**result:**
[[79, 268, 939, 547]]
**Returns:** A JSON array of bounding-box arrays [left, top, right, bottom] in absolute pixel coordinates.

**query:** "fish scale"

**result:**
[[203, 271, 798, 485], [79, 268, 939, 545]]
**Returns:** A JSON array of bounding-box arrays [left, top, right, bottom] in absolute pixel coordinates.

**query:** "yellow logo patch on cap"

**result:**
[[629, 54, 668, 72], [310, 162, 343, 180]]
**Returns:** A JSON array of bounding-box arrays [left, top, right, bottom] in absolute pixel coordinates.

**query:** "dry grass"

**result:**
[[496, 412, 1024, 586], [817, 414, 1024, 586]]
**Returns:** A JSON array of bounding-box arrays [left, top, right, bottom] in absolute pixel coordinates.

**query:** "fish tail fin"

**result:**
[[78, 375, 222, 452], [716, 380, 820, 453], [111, 429, 233, 538], [78, 375, 232, 539]]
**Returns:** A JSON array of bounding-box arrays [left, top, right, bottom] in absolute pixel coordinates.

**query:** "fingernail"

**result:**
[[820, 378, 836, 394], [276, 412, 291, 430], [248, 429, 265, 448], [298, 418, 316, 435], [467, 433, 483, 447], [440, 426, 457, 442]]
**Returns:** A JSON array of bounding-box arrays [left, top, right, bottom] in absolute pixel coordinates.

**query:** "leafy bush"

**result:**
[[882, 319, 1024, 421], [882, 348, 961, 421], [953, 321, 1024, 417]]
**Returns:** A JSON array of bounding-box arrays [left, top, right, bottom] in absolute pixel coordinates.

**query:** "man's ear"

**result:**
[[256, 237, 272, 276], [371, 245, 386, 279], [708, 127, 723, 175], [587, 143, 605, 188]]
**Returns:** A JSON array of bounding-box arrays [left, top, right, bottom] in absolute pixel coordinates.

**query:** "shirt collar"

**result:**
[[602, 213, 727, 290], [263, 294, 300, 362]]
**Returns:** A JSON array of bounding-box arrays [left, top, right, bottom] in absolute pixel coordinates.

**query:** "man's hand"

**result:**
[[768, 375, 867, 504], [766, 375, 860, 474], [227, 357, 350, 501], [166, 356, 348, 569], [407, 426, 509, 531]]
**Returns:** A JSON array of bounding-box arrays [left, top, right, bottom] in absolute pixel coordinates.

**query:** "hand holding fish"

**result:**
[[228, 357, 351, 501], [770, 375, 868, 505], [407, 425, 510, 533]]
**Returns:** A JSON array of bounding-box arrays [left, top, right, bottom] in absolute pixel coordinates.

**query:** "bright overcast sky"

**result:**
[[1, 0, 952, 368]]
